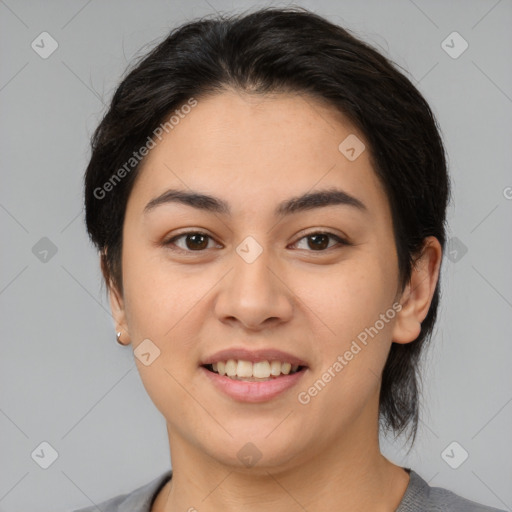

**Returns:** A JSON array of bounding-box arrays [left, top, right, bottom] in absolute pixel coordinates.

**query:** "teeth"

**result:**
[[236, 360, 253, 378], [208, 359, 301, 379], [270, 360, 281, 376], [281, 362, 292, 375], [225, 359, 237, 377], [253, 361, 271, 378]]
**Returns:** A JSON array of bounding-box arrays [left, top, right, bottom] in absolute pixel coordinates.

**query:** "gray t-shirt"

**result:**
[[73, 467, 506, 511]]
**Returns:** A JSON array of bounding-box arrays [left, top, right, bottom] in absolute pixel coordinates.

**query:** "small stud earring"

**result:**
[[116, 331, 125, 345]]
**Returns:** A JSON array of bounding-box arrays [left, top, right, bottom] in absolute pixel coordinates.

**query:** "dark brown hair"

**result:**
[[84, 6, 450, 444]]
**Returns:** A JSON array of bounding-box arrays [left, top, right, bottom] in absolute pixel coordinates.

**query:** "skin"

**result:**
[[108, 89, 442, 511]]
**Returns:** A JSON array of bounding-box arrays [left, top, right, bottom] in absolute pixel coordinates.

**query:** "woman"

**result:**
[[76, 7, 505, 511]]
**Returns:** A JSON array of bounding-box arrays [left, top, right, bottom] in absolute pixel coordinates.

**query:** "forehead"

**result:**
[[127, 89, 389, 219]]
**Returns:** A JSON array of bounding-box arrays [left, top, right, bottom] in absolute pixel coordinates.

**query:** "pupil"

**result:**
[[309, 234, 328, 250], [187, 234, 208, 250]]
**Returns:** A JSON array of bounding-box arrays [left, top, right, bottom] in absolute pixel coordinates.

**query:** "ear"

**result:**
[[101, 251, 130, 343], [391, 236, 443, 344]]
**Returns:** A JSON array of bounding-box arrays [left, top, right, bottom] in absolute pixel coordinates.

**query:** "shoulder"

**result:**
[[72, 470, 173, 512], [396, 469, 507, 512]]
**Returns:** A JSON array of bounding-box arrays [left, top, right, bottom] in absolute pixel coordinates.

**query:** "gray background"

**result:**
[[1, 0, 511, 510]]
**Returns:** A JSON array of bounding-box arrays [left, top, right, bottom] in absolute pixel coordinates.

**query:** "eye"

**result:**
[[163, 230, 350, 253], [164, 231, 220, 252], [291, 231, 349, 251]]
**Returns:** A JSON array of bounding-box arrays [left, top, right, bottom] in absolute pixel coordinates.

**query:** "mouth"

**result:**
[[202, 360, 307, 381], [200, 349, 309, 402]]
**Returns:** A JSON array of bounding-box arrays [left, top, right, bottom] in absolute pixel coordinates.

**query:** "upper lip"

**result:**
[[201, 348, 308, 367]]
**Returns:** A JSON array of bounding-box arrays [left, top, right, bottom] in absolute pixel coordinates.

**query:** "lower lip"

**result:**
[[200, 366, 307, 403]]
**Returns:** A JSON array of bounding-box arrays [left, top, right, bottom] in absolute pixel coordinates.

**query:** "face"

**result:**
[[112, 89, 416, 471]]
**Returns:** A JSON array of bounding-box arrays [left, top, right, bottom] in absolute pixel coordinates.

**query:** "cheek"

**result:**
[[121, 243, 219, 397], [121, 248, 208, 427], [312, 253, 396, 342], [122, 241, 194, 335], [296, 253, 397, 405]]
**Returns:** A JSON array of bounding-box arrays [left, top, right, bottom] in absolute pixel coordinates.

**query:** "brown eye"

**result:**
[[164, 230, 349, 254], [186, 233, 209, 250], [165, 232, 217, 251], [292, 232, 348, 251], [307, 233, 330, 250]]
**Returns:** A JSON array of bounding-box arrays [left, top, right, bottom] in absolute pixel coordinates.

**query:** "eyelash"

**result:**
[[163, 230, 350, 254]]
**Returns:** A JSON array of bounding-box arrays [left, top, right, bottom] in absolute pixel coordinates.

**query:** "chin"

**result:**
[[193, 425, 313, 473]]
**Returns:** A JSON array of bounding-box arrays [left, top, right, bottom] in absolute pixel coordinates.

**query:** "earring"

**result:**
[[116, 331, 125, 346]]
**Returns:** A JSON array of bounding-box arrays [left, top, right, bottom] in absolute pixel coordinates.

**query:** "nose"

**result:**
[[214, 243, 294, 331]]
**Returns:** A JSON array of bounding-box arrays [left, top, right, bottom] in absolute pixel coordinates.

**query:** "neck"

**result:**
[[155, 411, 410, 511]]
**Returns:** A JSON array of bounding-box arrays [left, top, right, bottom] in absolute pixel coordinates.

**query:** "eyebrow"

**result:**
[[143, 187, 367, 217]]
